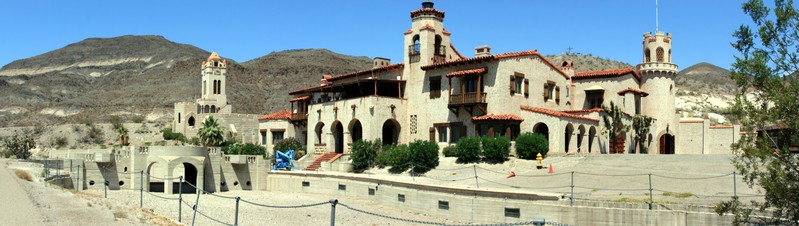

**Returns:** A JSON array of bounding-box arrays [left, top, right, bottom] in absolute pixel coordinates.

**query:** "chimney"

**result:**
[[474, 45, 491, 57], [373, 57, 391, 68]]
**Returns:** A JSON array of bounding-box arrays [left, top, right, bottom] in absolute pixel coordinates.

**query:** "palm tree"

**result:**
[[117, 126, 129, 146], [198, 116, 224, 147]]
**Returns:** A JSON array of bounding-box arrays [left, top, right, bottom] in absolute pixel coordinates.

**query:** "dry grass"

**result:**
[[113, 211, 128, 219], [15, 169, 33, 181]]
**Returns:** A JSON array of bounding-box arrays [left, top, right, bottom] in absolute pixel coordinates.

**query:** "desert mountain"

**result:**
[[0, 36, 371, 127]]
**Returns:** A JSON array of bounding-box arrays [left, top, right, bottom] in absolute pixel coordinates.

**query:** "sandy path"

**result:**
[[0, 159, 46, 225]]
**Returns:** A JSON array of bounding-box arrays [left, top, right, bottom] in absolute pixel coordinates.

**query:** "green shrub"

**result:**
[[454, 136, 482, 163], [293, 149, 306, 160], [80, 124, 105, 145], [53, 136, 68, 149], [190, 137, 201, 146], [515, 132, 549, 159], [241, 143, 266, 156], [162, 128, 186, 142], [442, 145, 456, 157], [482, 136, 511, 163], [350, 139, 381, 173], [408, 140, 439, 174], [376, 145, 411, 173], [131, 115, 145, 123], [110, 116, 123, 130], [273, 137, 303, 152]]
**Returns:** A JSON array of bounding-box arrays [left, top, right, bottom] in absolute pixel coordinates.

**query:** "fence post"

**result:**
[[329, 199, 338, 226], [473, 165, 479, 188], [57, 159, 60, 186], [570, 171, 574, 207], [44, 159, 48, 179], [102, 167, 107, 199], [648, 174, 653, 210], [234, 196, 240, 226], [192, 187, 200, 226], [76, 165, 80, 191], [733, 172, 737, 200], [140, 171, 144, 208], [179, 176, 183, 222]]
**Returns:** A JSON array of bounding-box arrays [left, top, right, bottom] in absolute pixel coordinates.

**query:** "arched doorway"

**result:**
[[565, 123, 574, 153], [188, 116, 195, 127], [146, 162, 164, 192], [349, 120, 363, 144], [332, 121, 344, 154], [533, 123, 549, 141], [659, 134, 675, 154], [588, 126, 596, 153], [577, 125, 586, 153], [173, 162, 199, 193], [382, 119, 400, 146], [314, 122, 325, 145]]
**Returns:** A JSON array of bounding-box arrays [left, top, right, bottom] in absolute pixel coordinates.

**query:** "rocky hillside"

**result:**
[[546, 53, 632, 72], [0, 36, 371, 127], [675, 62, 736, 124]]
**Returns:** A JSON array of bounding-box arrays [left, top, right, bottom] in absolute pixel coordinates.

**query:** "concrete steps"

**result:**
[[303, 152, 341, 171]]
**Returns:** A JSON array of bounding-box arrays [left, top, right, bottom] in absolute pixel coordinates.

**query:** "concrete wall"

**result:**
[[267, 172, 734, 225], [677, 120, 740, 154], [706, 125, 740, 154], [678, 121, 705, 154]]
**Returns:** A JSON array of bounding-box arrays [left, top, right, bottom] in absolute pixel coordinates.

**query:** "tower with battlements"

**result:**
[[638, 31, 679, 154]]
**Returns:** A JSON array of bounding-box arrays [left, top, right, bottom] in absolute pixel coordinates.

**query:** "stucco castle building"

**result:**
[[256, 2, 741, 163]]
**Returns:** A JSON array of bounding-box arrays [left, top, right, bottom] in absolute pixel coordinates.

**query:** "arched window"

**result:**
[[178, 113, 181, 123], [412, 35, 421, 54], [203, 81, 206, 95], [668, 49, 672, 62], [644, 48, 651, 63], [434, 35, 442, 55], [656, 47, 664, 62]]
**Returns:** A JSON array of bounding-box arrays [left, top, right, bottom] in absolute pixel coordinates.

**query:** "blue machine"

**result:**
[[272, 149, 300, 170]]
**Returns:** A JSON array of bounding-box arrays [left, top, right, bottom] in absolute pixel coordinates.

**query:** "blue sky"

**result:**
[[1, 1, 750, 70]]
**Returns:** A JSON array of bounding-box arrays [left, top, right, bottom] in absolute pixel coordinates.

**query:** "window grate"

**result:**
[[302, 181, 310, 187], [438, 200, 449, 210], [398, 194, 405, 202], [505, 208, 520, 218], [368, 188, 375, 196], [338, 184, 346, 191]]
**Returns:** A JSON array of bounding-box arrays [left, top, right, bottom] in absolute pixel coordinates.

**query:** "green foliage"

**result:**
[[602, 101, 630, 154], [80, 123, 105, 145], [632, 115, 655, 154], [190, 137, 201, 146], [131, 115, 145, 123], [162, 128, 186, 142], [715, 0, 799, 224], [52, 136, 68, 149], [273, 137, 303, 152], [116, 126, 129, 146], [222, 143, 266, 156], [482, 136, 511, 163], [515, 132, 549, 159], [454, 136, 482, 163], [110, 116, 123, 130], [350, 139, 381, 173], [442, 145, 456, 157], [408, 140, 439, 174], [4, 133, 36, 159], [376, 144, 411, 173], [198, 116, 224, 147]]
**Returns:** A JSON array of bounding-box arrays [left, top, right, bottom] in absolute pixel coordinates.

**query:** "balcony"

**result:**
[[291, 112, 307, 121], [448, 92, 487, 116]]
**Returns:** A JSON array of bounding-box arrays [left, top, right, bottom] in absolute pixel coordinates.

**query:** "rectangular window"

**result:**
[[338, 184, 346, 191], [260, 131, 267, 145], [398, 194, 406, 202], [465, 77, 479, 93], [438, 200, 449, 210], [429, 76, 441, 99], [545, 81, 556, 101], [437, 126, 448, 142], [302, 181, 310, 187], [449, 124, 463, 144], [586, 91, 605, 109], [505, 208, 521, 218], [272, 131, 284, 143], [368, 188, 375, 196], [514, 73, 524, 94]]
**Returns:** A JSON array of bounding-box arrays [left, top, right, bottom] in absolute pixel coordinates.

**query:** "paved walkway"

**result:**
[[0, 158, 45, 225]]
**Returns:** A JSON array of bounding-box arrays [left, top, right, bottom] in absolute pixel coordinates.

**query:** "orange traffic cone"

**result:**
[[506, 171, 516, 178], [548, 163, 554, 174]]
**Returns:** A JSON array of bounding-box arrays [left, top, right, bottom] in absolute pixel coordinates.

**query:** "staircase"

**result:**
[[303, 152, 342, 171]]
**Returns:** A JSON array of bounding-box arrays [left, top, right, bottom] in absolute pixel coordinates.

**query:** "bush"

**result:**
[[241, 143, 266, 156], [408, 140, 439, 174], [515, 132, 549, 159], [162, 128, 186, 142], [482, 136, 511, 163], [273, 137, 303, 152], [110, 116, 123, 130], [81, 124, 105, 145], [442, 145, 456, 157], [131, 115, 145, 123], [190, 137, 201, 146], [376, 145, 411, 173], [454, 136, 482, 163], [53, 136, 68, 149], [293, 149, 306, 160], [350, 139, 381, 173]]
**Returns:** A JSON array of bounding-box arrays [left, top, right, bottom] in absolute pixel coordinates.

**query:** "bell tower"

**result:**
[[637, 31, 678, 154], [403, 1, 453, 68], [198, 52, 230, 114]]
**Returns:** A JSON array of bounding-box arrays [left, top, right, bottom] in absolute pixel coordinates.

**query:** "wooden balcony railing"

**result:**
[[449, 92, 487, 105], [291, 112, 307, 121]]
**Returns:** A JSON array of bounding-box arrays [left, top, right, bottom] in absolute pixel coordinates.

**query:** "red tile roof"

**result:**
[[410, 8, 445, 19], [421, 50, 569, 79], [520, 106, 599, 122], [449, 43, 467, 60], [404, 29, 412, 35], [442, 28, 452, 35], [326, 63, 404, 82], [617, 87, 649, 97], [419, 24, 435, 31], [289, 96, 310, 102], [288, 84, 332, 95], [258, 109, 291, 121], [562, 108, 603, 114], [472, 114, 524, 122], [446, 68, 486, 78], [573, 67, 640, 80], [680, 119, 705, 123], [709, 125, 734, 129]]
